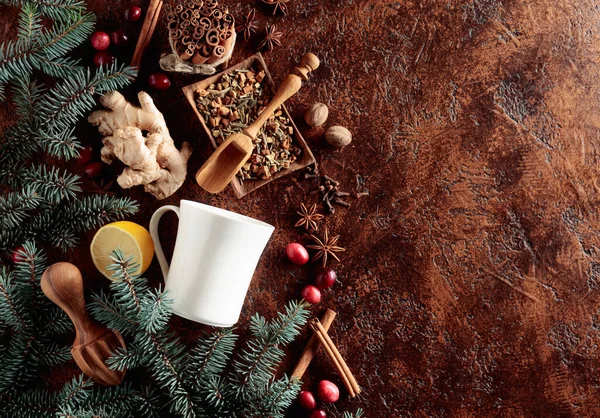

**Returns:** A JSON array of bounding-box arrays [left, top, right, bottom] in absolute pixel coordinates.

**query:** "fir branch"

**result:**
[[0, 333, 36, 392], [61, 195, 139, 233], [57, 374, 92, 410], [247, 375, 301, 418], [31, 55, 83, 79], [43, 306, 72, 334], [15, 0, 87, 21], [35, 341, 71, 367], [0, 267, 32, 331], [144, 332, 195, 418], [40, 126, 82, 160], [343, 408, 365, 418], [34, 12, 95, 60], [0, 120, 39, 165], [106, 345, 143, 371], [0, 38, 33, 84], [139, 287, 173, 334], [92, 62, 138, 94], [187, 328, 238, 388], [89, 289, 138, 336], [138, 386, 164, 418], [12, 242, 47, 312], [0, 386, 58, 418], [77, 382, 142, 417], [10, 74, 45, 119], [106, 249, 146, 316], [18, 3, 43, 44], [24, 165, 82, 205], [231, 300, 310, 399], [0, 187, 42, 230]]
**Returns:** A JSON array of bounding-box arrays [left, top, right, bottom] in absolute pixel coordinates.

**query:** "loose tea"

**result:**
[[195, 65, 302, 180]]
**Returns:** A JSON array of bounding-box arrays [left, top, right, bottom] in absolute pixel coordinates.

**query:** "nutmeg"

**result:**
[[325, 126, 352, 148], [304, 103, 329, 128]]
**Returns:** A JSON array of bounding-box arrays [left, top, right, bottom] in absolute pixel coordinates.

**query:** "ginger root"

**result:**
[[88, 91, 192, 200]]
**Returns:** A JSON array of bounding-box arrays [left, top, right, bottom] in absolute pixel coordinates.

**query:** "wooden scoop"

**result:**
[[195, 52, 320, 193], [41, 262, 126, 386]]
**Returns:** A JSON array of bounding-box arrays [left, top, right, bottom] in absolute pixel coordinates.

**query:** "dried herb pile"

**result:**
[[195, 67, 301, 180]]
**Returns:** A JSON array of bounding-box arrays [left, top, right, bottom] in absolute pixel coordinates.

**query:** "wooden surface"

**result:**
[[3, 0, 600, 415]]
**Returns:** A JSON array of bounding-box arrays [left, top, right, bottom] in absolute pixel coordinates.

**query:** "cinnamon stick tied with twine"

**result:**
[[310, 318, 361, 398]]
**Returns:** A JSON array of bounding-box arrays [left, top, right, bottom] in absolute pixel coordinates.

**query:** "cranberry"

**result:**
[[285, 243, 309, 265], [93, 51, 115, 67], [110, 30, 130, 47], [310, 410, 327, 418], [85, 161, 104, 178], [315, 267, 337, 289], [297, 390, 317, 410], [317, 380, 339, 403], [148, 72, 171, 90], [78, 144, 93, 164], [11, 246, 26, 263], [124, 6, 142, 22], [302, 285, 321, 304], [91, 31, 110, 51]]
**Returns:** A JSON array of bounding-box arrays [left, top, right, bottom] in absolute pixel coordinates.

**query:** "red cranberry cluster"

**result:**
[[297, 380, 340, 417], [285, 243, 337, 304]]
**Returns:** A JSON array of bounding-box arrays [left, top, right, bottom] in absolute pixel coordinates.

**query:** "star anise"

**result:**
[[237, 8, 257, 41], [307, 227, 345, 266], [85, 179, 115, 196], [295, 203, 324, 231], [258, 24, 283, 51], [261, 0, 289, 15]]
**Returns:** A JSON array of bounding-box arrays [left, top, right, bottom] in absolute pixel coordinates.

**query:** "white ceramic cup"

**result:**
[[149, 200, 274, 327]]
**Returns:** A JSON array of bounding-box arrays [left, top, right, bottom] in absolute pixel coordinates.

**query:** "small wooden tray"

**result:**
[[182, 53, 316, 198]]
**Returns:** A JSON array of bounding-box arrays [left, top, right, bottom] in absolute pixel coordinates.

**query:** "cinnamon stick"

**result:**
[[310, 322, 356, 398], [291, 309, 336, 379], [312, 319, 361, 396], [131, 0, 163, 67]]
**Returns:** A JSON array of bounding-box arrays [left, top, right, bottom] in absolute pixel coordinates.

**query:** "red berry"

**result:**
[[148, 72, 171, 90], [297, 391, 317, 410], [11, 246, 26, 263], [124, 6, 142, 22], [317, 380, 339, 403], [91, 31, 110, 51], [302, 285, 321, 304], [310, 410, 327, 418], [85, 161, 104, 178], [110, 30, 130, 47], [93, 51, 115, 67], [285, 243, 309, 265], [78, 144, 93, 164], [315, 267, 337, 289]]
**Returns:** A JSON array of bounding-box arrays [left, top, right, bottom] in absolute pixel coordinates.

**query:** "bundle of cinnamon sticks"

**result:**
[[166, 0, 235, 65]]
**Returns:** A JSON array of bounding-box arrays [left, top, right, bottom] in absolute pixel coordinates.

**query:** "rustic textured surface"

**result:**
[[4, 0, 600, 416]]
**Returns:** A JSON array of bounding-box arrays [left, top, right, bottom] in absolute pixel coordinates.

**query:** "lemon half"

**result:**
[[90, 221, 154, 280]]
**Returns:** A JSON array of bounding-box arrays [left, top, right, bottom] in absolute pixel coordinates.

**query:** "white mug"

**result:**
[[149, 200, 274, 326]]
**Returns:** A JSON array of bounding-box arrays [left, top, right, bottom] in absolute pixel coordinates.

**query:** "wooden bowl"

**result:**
[[182, 53, 316, 198]]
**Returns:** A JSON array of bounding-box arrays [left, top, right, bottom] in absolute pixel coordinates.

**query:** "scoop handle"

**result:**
[[41, 262, 96, 337], [244, 53, 319, 139]]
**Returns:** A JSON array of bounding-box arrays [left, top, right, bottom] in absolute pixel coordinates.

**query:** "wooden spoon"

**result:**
[[41, 262, 126, 386], [195, 52, 320, 193]]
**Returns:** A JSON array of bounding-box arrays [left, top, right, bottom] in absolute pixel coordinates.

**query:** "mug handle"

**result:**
[[149, 205, 180, 282]]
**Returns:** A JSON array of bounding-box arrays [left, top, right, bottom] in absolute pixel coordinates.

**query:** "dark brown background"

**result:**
[[3, 0, 600, 416]]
